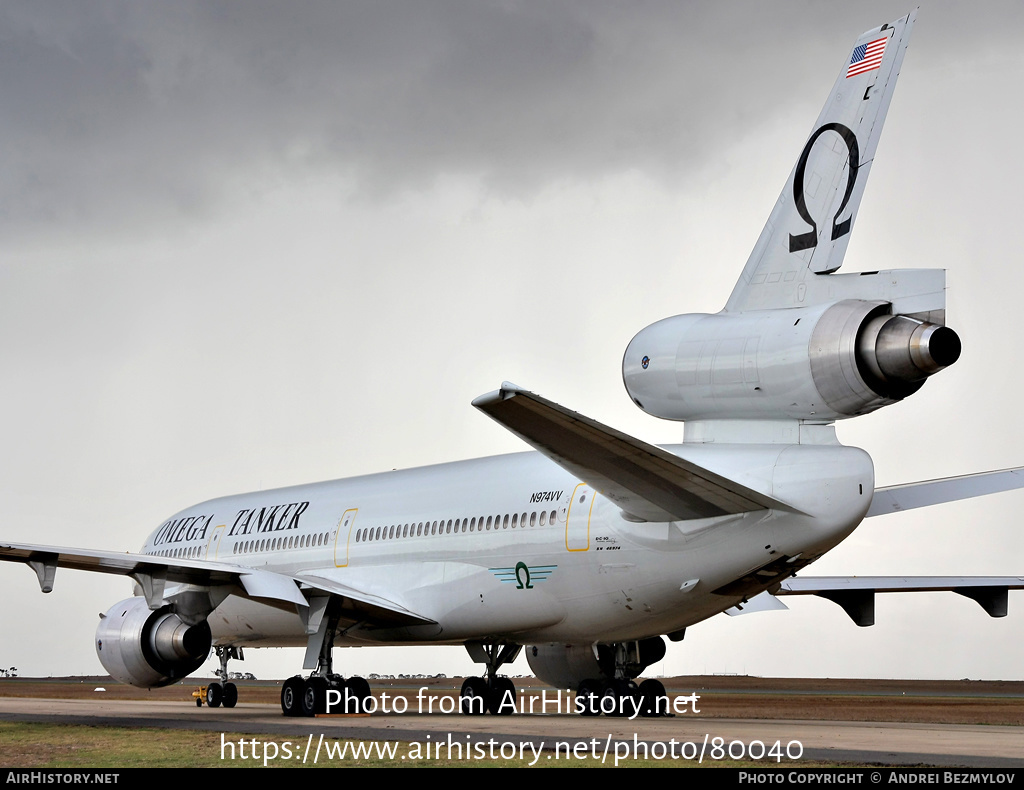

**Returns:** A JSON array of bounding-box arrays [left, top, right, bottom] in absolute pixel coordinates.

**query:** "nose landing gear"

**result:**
[[199, 646, 241, 708]]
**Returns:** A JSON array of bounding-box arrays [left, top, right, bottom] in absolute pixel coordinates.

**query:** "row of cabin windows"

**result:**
[[148, 509, 562, 559], [355, 510, 559, 544], [232, 531, 331, 555], [149, 532, 331, 560], [151, 546, 202, 559]]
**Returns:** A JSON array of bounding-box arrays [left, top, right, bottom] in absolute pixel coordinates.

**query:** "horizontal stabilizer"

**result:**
[[866, 467, 1024, 517], [775, 576, 1024, 626], [472, 383, 800, 522]]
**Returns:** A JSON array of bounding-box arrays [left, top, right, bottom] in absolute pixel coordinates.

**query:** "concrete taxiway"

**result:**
[[0, 696, 1020, 767]]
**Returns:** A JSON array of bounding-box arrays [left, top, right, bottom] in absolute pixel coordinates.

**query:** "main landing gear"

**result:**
[[575, 640, 669, 718], [460, 642, 521, 715], [576, 677, 667, 717], [280, 673, 372, 718], [204, 646, 241, 709], [280, 605, 371, 717]]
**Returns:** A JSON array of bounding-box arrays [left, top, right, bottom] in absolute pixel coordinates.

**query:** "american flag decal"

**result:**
[[847, 36, 887, 78]]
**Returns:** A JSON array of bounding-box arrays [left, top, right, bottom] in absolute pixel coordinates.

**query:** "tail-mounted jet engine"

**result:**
[[623, 299, 960, 423], [95, 597, 212, 688]]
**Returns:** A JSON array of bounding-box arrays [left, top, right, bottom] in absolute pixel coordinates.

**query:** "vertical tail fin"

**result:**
[[725, 10, 917, 312]]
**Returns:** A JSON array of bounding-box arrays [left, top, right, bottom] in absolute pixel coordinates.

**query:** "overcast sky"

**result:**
[[2, 0, 1024, 686]]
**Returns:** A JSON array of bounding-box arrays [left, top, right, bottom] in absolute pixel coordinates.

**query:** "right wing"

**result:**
[[473, 382, 1024, 524], [472, 382, 801, 522]]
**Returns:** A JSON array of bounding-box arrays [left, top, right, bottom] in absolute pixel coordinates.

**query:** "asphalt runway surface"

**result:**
[[0, 696, 1021, 767]]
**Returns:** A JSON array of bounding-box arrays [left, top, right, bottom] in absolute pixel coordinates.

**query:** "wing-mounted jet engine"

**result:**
[[95, 582, 232, 692], [95, 597, 211, 689]]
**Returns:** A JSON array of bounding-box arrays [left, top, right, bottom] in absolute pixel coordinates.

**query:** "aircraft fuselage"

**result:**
[[144, 442, 873, 650]]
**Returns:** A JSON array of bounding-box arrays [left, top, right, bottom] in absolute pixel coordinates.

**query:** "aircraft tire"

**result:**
[[460, 677, 488, 715], [223, 682, 238, 708], [206, 681, 222, 709], [489, 677, 516, 715], [281, 676, 305, 717], [302, 676, 328, 717], [599, 680, 619, 717], [639, 679, 666, 717], [602, 679, 637, 718], [622, 679, 640, 717], [347, 676, 372, 713], [576, 679, 601, 716]]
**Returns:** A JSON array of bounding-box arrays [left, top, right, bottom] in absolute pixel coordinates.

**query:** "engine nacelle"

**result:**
[[623, 300, 960, 422], [526, 639, 666, 689], [95, 597, 211, 688]]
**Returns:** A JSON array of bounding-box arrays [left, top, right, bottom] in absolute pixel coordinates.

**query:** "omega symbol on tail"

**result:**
[[789, 122, 860, 253]]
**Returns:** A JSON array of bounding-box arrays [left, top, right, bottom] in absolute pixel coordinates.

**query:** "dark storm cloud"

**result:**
[[2, 1, 1022, 238]]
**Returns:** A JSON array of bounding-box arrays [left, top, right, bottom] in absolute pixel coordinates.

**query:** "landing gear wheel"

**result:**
[[460, 677, 488, 716], [206, 681, 223, 709], [622, 680, 640, 717], [346, 676, 371, 714], [600, 680, 619, 717], [576, 679, 601, 716], [639, 679, 666, 717], [222, 682, 238, 709], [601, 679, 637, 718], [302, 676, 328, 717], [488, 677, 516, 716], [281, 676, 305, 717]]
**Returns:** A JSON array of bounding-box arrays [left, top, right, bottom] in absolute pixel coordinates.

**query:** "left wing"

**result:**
[[0, 541, 434, 627]]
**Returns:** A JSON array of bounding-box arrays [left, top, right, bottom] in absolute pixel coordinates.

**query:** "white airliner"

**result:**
[[3, 10, 1023, 718]]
